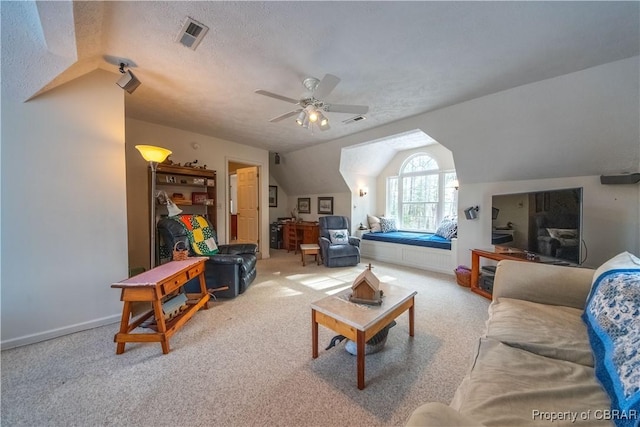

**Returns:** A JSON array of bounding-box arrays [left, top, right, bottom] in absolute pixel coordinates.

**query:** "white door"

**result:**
[[236, 166, 259, 247]]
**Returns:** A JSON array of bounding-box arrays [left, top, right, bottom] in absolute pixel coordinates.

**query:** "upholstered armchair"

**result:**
[[157, 215, 257, 298], [318, 216, 361, 267]]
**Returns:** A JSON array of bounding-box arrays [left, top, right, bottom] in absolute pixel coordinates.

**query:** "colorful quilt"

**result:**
[[582, 252, 640, 427], [174, 214, 219, 256]]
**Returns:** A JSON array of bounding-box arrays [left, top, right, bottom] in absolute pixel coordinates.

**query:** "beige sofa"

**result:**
[[407, 259, 615, 427]]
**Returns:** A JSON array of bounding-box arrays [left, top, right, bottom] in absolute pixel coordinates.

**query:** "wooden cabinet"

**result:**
[[153, 164, 217, 226], [283, 221, 319, 251]]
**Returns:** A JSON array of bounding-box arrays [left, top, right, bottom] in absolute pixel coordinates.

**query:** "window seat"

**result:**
[[360, 231, 457, 275], [361, 231, 451, 249]]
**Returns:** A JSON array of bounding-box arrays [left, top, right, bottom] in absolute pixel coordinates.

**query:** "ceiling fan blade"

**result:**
[[325, 103, 369, 115], [269, 109, 302, 123], [255, 89, 299, 104], [313, 74, 341, 99]]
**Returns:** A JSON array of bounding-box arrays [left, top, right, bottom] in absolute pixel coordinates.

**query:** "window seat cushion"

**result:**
[[362, 231, 451, 250]]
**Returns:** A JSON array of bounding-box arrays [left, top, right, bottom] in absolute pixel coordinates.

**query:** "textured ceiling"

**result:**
[[5, 1, 640, 154]]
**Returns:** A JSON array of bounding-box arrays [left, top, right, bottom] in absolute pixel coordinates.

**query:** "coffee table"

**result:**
[[311, 284, 416, 389]]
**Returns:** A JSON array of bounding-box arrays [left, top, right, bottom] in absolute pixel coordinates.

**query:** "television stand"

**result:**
[[470, 249, 536, 299]]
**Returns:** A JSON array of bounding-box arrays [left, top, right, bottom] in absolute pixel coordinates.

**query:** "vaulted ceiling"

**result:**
[[3, 1, 639, 155]]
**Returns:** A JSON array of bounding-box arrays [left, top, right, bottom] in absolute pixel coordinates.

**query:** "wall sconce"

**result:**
[[359, 187, 368, 197], [453, 180, 459, 190], [464, 206, 479, 220], [274, 153, 281, 165]]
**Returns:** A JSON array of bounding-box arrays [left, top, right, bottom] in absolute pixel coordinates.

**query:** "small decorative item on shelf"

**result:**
[[191, 192, 208, 205], [193, 178, 205, 185], [172, 241, 189, 261]]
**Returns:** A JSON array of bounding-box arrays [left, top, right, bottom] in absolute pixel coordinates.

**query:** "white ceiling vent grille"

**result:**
[[176, 17, 209, 50], [342, 115, 367, 125]]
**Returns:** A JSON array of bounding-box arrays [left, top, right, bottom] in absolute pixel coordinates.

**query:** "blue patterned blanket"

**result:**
[[583, 267, 640, 427]]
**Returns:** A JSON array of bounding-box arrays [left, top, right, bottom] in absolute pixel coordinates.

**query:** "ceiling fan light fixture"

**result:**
[[302, 116, 310, 128], [295, 111, 306, 126], [318, 112, 328, 127], [308, 108, 319, 123]]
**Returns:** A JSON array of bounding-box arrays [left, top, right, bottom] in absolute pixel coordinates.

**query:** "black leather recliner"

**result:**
[[318, 216, 361, 267], [157, 216, 257, 298]]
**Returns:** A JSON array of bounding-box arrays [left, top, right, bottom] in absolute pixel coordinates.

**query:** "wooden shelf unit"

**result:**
[[153, 164, 217, 225], [470, 249, 533, 299]]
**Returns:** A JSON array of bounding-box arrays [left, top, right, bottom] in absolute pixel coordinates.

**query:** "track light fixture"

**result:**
[[116, 63, 141, 94]]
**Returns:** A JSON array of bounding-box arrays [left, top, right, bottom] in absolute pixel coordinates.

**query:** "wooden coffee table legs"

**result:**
[[311, 295, 415, 390]]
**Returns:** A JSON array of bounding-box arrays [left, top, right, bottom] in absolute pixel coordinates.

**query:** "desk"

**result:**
[[283, 221, 319, 251], [111, 257, 209, 354], [470, 249, 533, 299]]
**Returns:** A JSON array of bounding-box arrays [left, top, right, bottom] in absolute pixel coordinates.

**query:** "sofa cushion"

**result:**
[[582, 251, 640, 427], [451, 338, 611, 427], [487, 297, 593, 366]]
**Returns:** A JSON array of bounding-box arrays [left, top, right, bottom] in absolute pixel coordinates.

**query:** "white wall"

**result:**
[[1, 70, 128, 348], [457, 175, 639, 269], [125, 119, 270, 267], [288, 192, 352, 224], [268, 176, 291, 223]]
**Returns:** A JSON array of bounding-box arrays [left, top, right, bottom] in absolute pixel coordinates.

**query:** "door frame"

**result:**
[[225, 157, 265, 256]]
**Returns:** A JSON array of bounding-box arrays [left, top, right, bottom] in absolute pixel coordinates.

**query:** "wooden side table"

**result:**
[[470, 249, 532, 299], [111, 257, 209, 354], [300, 243, 321, 266]]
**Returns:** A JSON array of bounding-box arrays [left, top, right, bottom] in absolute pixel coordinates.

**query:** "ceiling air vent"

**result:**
[[342, 115, 367, 125], [176, 17, 209, 50]]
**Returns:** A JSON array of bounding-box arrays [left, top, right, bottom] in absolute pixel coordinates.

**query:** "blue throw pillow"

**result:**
[[582, 251, 640, 427], [434, 218, 457, 240], [380, 217, 397, 233]]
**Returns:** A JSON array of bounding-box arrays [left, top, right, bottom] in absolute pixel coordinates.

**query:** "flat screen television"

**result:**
[[491, 188, 583, 265]]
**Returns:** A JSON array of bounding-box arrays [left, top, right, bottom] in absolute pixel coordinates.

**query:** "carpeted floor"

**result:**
[[1, 250, 490, 427]]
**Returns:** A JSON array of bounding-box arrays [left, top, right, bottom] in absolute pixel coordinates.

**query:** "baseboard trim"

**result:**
[[1, 314, 121, 350]]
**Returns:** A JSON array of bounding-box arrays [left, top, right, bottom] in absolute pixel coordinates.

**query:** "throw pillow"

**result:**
[[328, 229, 349, 244], [368, 214, 381, 233], [582, 251, 640, 427], [434, 218, 458, 240], [380, 217, 398, 233]]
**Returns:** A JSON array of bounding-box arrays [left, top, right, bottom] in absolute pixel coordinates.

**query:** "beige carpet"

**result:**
[[1, 251, 490, 427]]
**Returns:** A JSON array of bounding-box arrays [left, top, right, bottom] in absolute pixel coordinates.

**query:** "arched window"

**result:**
[[386, 153, 457, 231]]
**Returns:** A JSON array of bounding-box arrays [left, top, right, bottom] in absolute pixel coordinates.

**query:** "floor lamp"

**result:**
[[135, 145, 172, 269]]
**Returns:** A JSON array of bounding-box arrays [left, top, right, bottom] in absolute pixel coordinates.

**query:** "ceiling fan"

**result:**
[[255, 74, 369, 131]]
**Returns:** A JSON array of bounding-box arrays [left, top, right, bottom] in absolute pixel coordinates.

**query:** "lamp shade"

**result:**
[[135, 145, 172, 163]]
